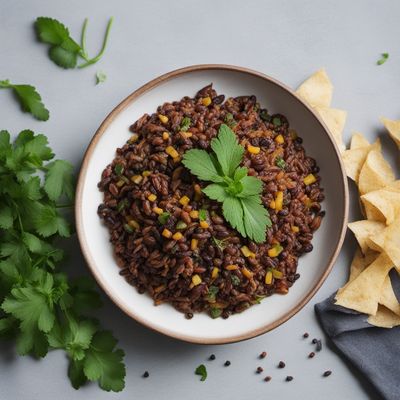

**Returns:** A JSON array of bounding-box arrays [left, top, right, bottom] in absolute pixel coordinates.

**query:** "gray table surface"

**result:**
[[1, 0, 399, 399]]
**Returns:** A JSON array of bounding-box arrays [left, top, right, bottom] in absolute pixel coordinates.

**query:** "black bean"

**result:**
[[264, 376, 272, 382], [224, 360, 231, 367], [309, 352, 315, 359], [303, 332, 309, 338], [316, 339, 322, 352], [278, 361, 286, 368], [285, 376, 293, 382], [259, 351, 267, 359], [209, 354, 216, 361], [143, 371, 149, 378], [323, 370, 332, 377], [256, 366, 263, 374]]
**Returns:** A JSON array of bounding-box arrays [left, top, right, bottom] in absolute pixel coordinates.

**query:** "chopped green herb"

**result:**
[[96, 71, 107, 84], [224, 113, 237, 128], [199, 209, 208, 222], [195, 364, 207, 381], [259, 109, 269, 121], [180, 117, 191, 132], [210, 307, 222, 319], [206, 286, 219, 302], [183, 124, 271, 243], [117, 199, 129, 212], [176, 221, 187, 230], [212, 236, 227, 251], [158, 212, 170, 225], [231, 275, 241, 286], [0, 80, 49, 121], [272, 117, 282, 127], [254, 295, 266, 304], [377, 52, 389, 65], [275, 157, 286, 169], [114, 164, 124, 175], [123, 223, 133, 233]]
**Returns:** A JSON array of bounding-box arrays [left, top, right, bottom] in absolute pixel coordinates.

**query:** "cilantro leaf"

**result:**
[[96, 71, 107, 84], [377, 52, 389, 66], [199, 209, 207, 221], [240, 195, 270, 242], [33, 205, 70, 237], [202, 183, 228, 202], [180, 116, 191, 132], [0, 205, 13, 229], [236, 176, 263, 198], [182, 149, 224, 183], [234, 166, 248, 181], [210, 124, 243, 177], [0, 80, 49, 121], [195, 364, 207, 381], [16, 327, 49, 357], [68, 359, 87, 389], [44, 160, 74, 201], [222, 196, 246, 237], [275, 157, 286, 169]]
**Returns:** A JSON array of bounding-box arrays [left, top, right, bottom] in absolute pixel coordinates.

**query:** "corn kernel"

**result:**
[[247, 144, 261, 154], [242, 267, 253, 279], [189, 210, 199, 219], [179, 195, 190, 206], [131, 175, 143, 184], [275, 134, 284, 144], [172, 232, 183, 241], [191, 274, 202, 286], [303, 174, 317, 185], [181, 131, 193, 138], [162, 228, 172, 238], [241, 246, 256, 258], [191, 238, 198, 251], [265, 270, 273, 285], [268, 244, 283, 258], [142, 170, 152, 177], [158, 114, 168, 124], [153, 207, 163, 215], [211, 267, 219, 279], [147, 194, 157, 202], [291, 225, 299, 233], [165, 145, 179, 158], [269, 200, 276, 209], [225, 264, 238, 271], [129, 133, 139, 143], [128, 219, 140, 230], [162, 131, 169, 140], [272, 269, 283, 279], [116, 179, 125, 188], [201, 96, 212, 106], [200, 221, 209, 229], [275, 191, 284, 211]]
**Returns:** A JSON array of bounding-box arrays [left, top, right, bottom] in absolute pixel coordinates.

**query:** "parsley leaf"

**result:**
[[275, 157, 286, 169], [199, 209, 208, 221], [240, 195, 269, 243], [0, 80, 49, 121], [182, 149, 224, 183], [44, 160, 74, 201], [180, 116, 191, 132], [377, 52, 389, 65], [195, 364, 207, 381], [202, 183, 228, 202]]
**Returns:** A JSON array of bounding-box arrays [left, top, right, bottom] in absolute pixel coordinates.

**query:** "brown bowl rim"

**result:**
[[75, 64, 349, 344]]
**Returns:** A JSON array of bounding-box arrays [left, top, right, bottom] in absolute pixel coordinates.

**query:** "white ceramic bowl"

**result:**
[[76, 65, 348, 344]]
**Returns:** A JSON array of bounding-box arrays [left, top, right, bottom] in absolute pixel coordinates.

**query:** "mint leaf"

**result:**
[[195, 364, 207, 381], [182, 149, 224, 183], [202, 183, 228, 202], [44, 160, 74, 201], [222, 196, 246, 237], [210, 124, 243, 177], [240, 195, 270, 242]]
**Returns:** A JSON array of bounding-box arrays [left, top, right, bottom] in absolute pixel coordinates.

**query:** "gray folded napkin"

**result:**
[[315, 269, 400, 400]]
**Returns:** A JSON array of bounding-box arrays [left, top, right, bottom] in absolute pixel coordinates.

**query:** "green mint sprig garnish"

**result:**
[[0, 80, 49, 121], [0, 130, 125, 392], [34, 17, 113, 69], [182, 124, 271, 243]]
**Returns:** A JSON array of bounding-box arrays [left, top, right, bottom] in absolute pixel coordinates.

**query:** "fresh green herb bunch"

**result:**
[[182, 124, 271, 243], [0, 130, 125, 392]]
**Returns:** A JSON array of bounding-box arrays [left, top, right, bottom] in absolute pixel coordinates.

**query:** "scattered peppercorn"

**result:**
[[286, 376, 294, 382], [312, 338, 317, 344], [143, 371, 149, 378], [323, 370, 332, 377], [303, 332, 309, 338], [278, 361, 286, 368], [259, 351, 267, 359], [316, 339, 322, 352], [185, 313, 193, 319], [264, 376, 272, 382], [209, 354, 216, 361], [224, 360, 231, 367], [256, 367, 263, 374], [309, 352, 315, 359]]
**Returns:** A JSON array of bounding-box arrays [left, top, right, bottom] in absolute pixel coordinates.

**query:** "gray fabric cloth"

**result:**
[[315, 270, 400, 400]]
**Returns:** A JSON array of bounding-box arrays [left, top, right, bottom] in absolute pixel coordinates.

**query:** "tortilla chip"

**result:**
[[296, 68, 333, 108], [348, 220, 386, 254], [358, 148, 395, 195], [381, 117, 400, 149], [350, 132, 370, 149], [379, 274, 400, 316], [368, 305, 400, 328], [314, 106, 347, 152], [349, 249, 379, 282], [361, 188, 400, 225], [335, 253, 393, 315]]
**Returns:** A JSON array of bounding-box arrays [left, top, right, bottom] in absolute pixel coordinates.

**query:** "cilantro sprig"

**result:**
[[0, 80, 49, 121], [182, 124, 271, 243], [0, 130, 125, 392], [35, 17, 113, 69], [377, 52, 389, 66]]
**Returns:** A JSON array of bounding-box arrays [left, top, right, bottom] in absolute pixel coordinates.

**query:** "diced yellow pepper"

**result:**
[[275, 191, 284, 211], [153, 207, 163, 215], [131, 175, 143, 184], [242, 267, 253, 279], [129, 133, 139, 143], [181, 131, 193, 138], [269, 200, 276, 209], [162, 131, 169, 140], [275, 134, 284, 144], [165, 146, 179, 158], [241, 246, 256, 258], [200, 221, 209, 229], [179, 195, 190, 206], [191, 238, 198, 251], [189, 210, 199, 219], [291, 225, 299, 233], [303, 174, 317, 185], [211, 267, 219, 279], [116, 179, 125, 188], [158, 114, 169, 124], [268, 244, 283, 258], [128, 219, 140, 230], [247, 144, 260, 154], [272, 269, 283, 279], [192, 274, 202, 286], [147, 194, 157, 202], [162, 229, 172, 238], [225, 264, 239, 271], [265, 270, 273, 285], [172, 232, 183, 241], [142, 170, 152, 177], [201, 96, 212, 106]]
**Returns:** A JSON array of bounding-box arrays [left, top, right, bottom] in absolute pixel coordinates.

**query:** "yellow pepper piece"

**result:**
[[181, 131, 193, 138], [275, 191, 284, 211], [142, 170, 152, 177], [201, 96, 212, 106], [303, 174, 317, 185], [129, 133, 139, 143], [189, 210, 199, 219], [192, 274, 202, 286], [200, 221, 209, 229], [269, 199, 276, 209], [268, 244, 283, 258], [247, 144, 260, 154], [165, 146, 179, 158], [116, 179, 125, 188], [162, 131, 169, 140], [265, 270, 273, 285], [179, 195, 190, 206], [242, 267, 253, 279], [225, 264, 239, 271], [158, 114, 169, 124], [128, 219, 140, 230], [275, 134, 284, 144], [191, 238, 198, 251], [172, 232, 183, 241], [272, 269, 283, 279], [147, 194, 157, 202], [291, 225, 299, 233], [241, 246, 256, 258], [131, 175, 143, 184], [153, 207, 163, 215], [162, 229, 172, 238], [211, 267, 219, 279]]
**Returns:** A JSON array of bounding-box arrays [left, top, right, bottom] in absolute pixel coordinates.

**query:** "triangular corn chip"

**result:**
[[379, 274, 400, 316], [381, 117, 400, 149], [348, 220, 386, 254], [368, 305, 400, 328], [350, 132, 370, 149]]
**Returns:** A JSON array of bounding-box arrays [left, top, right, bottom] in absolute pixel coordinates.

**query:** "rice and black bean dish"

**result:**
[[98, 84, 325, 319]]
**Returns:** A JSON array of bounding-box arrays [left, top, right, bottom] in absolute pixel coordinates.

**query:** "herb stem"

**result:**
[[79, 18, 89, 60], [78, 17, 114, 68], [56, 203, 74, 209]]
